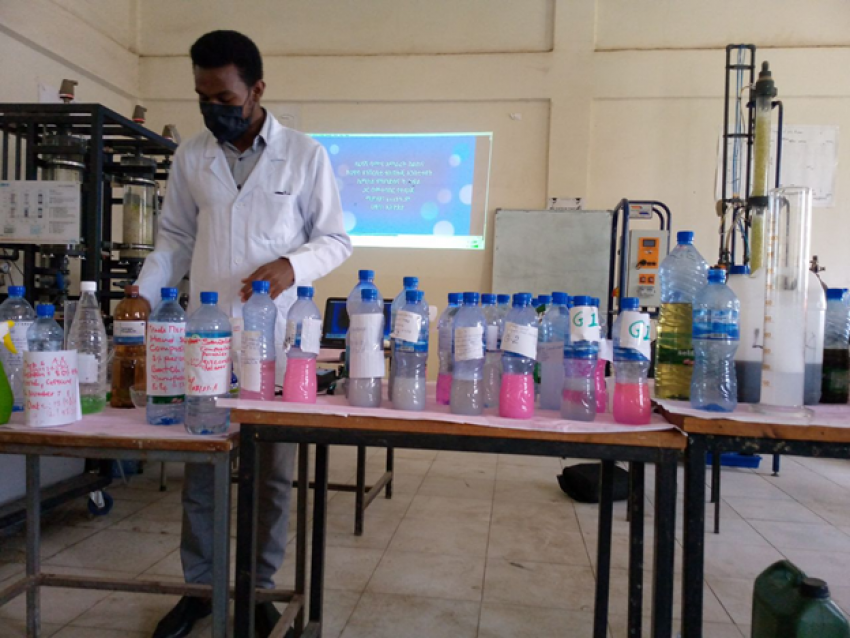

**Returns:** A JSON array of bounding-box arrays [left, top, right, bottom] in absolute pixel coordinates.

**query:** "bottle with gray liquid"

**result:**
[[392, 289, 429, 411], [348, 287, 385, 408], [450, 292, 486, 416]]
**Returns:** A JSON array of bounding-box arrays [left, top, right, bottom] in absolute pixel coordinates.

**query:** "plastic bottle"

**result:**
[[690, 269, 740, 412], [436, 293, 462, 405], [481, 294, 502, 409], [348, 288, 385, 408], [496, 294, 511, 323], [0, 286, 36, 411], [283, 286, 322, 403], [27, 304, 64, 351], [345, 270, 383, 386], [146, 287, 186, 425], [110, 285, 150, 409], [392, 289, 429, 411], [66, 281, 108, 415], [389, 276, 419, 401], [500, 293, 538, 419], [539, 294, 567, 410], [805, 274, 826, 405], [185, 292, 232, 434], [451, 292, 486, 416], [727, 264, 765, 403], [533, 294, 552, 400], [592, 297, 609, 413], [612, 298, 652, 425], [562, 295, 599, 421], [241, 281, 276, 401], [656, 231, 710, 400], [821, 288, 850, 404]]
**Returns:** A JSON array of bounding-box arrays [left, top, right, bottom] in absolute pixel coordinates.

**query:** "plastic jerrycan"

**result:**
[[752, 560, 850, 638]]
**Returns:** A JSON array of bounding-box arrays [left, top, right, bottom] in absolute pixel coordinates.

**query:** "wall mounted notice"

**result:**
[[23, 350, 81, 427], [0, 181, 81, 243]]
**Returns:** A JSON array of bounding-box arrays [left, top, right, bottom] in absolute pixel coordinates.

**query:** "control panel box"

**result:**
[[626, 230, 668, 307]]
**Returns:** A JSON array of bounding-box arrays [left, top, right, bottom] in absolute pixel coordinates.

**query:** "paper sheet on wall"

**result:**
[[23, 350, 81, 427]]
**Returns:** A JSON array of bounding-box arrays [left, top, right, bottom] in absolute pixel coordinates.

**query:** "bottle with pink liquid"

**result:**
[[240, 281, 277, 401], [500, 293, 538, 419], [436, 293, 461, 405], [612, 297, 652, 425], [283, 286, 322, 403], [592, 298, 609, 413], [562, 296, 599, 422]]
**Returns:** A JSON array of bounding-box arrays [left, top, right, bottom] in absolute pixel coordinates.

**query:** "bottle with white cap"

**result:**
[[66, 281, 108, 414]]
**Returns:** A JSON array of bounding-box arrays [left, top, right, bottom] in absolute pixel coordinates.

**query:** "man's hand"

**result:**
[[240, 258, 295, 301]]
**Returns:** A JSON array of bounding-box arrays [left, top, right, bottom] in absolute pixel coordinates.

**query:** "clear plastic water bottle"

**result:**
[[533, 294, 552, 399], [562, 295, 599, 421], [389, 276, 419, 401], [451, 292, 486, 415], [805, 273, 826, 405], [821, 288, 850, 404], [241, 281, 276, 402], [539, 292, 569, 410], [345, 270, 383, 387], [185, 292, 232, 434], [436, 293, 462, 405], [146, 288, 186, 425], [66, 281, 107, 414], [496, 294, 511, 323], [612, 297, 652, 425], [481, 294, 502, 409], [392, 289, 429, 411], [500, 293, 538, 419], [0, 286, 36, 411], [727, 264, 764, 403], [690, 269, 740, 412], [592, 297, 609, 413], [656, 231, 710, 400], [283, 286, 322, 404], [27, 304, 64, 352], [348, 288, 385, 408]]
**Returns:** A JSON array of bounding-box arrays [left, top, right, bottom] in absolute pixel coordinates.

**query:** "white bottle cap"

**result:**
[[80, 281, 97, 293]]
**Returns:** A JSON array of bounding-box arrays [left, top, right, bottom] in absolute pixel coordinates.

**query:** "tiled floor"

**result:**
[[3, 449, 850, 637]]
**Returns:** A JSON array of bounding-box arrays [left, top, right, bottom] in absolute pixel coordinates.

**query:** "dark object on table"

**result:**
[[557, 462, 629, 503]]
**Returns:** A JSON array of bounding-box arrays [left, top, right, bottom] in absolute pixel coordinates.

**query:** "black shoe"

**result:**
[[255, 601, 289, 638], [152, 596, 212, 638]]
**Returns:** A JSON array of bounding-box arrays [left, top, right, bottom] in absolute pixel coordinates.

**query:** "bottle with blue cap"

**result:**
[[147, 287, 187, 425], [66, 281, 108, 414], [690, 268, 740, 412], [283, 286, 322, 403], [591, 297, 609, 413], [562, 295, 599, 421], [185, 291, 232, 434], [656, 231, 709, 400], [241, 281, 277, 402], [0, 286, 35, 411], [496, 294, 511, 323], [538, 294, 566, 410], [534, 294, 553, 400], [348, 287, 385, 408], [822, 288, 850, 403], [612, 297, 652, 424], [500, 293, 538, 418], [392, 289, 429, 411], [436, 293, 462, 405], [804, 272, 826, 406], [481, 293, 502, 408], [727, 263, 765, 403], [451, 292, 486, 415], [389, 276, 420, 401], [27, 304, 64, 352], [344, 270, 382, 388]]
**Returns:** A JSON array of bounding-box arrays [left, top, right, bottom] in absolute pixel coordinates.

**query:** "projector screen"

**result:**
[[310, 133, 493, 249]]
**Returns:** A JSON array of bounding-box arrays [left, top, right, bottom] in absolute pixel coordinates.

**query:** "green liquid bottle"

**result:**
[[0, 360, 14, 425]]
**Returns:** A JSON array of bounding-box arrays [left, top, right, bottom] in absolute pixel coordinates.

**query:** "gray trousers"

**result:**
[[181, 442, 297, 589]]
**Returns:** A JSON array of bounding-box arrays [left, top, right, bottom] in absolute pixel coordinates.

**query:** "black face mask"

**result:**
[[199, 97, 252, 143]]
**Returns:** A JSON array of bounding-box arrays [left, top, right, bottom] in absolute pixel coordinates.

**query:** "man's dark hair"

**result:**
[[190, 30, 263, 87]]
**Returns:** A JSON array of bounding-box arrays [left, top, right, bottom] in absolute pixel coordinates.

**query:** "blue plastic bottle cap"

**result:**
[[591, 297, 601, 307], [497, 294, 511, 305], [161, 287, 179, 299], [403, 276, 418, 288], [677, 231, 695, 244], [481, 293, 496, 305], [708, 268, 726, 284], [462, 292, 480, 305], [200, 291, 218, 304], [359, 269, 375, 281], [297, 286, 314, 299], [361, 288, 378, 302], [406, 289, 424, 303], [728, 265, 750, 276], [621, 297, 640, 311], [448, 292, 461, 305], [7, 286, 25, 297], [36, 304, 54, 318], [552, 292, 568, 305], [826, 288, 848, 301], [538, 295, 552, 305], [252, 280, 270, 294], [572, 295, 592, 307], [513, 292, 532, 307]]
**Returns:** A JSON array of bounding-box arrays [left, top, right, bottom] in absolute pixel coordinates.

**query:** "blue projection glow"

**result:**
[[310, 133, 492, 249]]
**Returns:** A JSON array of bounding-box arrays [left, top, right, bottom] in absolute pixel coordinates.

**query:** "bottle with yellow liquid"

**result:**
[[655, 231, 709, 400]]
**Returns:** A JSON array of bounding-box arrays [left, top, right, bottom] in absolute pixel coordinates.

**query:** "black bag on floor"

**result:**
[[557, 463, 630, 503]]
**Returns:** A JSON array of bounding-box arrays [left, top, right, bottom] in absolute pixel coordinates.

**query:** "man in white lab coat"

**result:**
[[137, 31, 352, 638]]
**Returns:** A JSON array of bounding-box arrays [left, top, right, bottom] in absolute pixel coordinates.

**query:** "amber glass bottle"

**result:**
[[110, 285, 151, 408]]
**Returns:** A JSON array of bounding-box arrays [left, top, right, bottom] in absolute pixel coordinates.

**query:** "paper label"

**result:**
[[242, 330, 262, 360], [502, 322, 538, 359], [114, 320, 146, 345], [230, 317, 244, 365], [619, 311, 651, 359], [242, 361, 261, 393], [77, 353, 99, 383], [147, 321, 185, 397], [0, 181, 81, 243], [454, 326, 484, 361], [392, 310, 422, 344], [301, 317, 322, 354], [570, 306, 601, 343], [486, 325, 500, 351], [23, 350, 81, 427], [8, 320, 32, 366], [185, 335, 231, 396], [349, 313, 385, 379], [598, 339, 614, 362], [537, 340, 564, 364]]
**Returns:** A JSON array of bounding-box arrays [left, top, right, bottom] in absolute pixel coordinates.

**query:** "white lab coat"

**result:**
[[137, 114, 352, 382]]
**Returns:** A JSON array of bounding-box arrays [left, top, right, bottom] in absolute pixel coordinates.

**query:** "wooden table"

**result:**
[[230, 405, 686, 638]]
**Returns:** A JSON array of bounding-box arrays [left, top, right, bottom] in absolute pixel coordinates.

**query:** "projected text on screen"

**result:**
[[310, 133, 492, 249]]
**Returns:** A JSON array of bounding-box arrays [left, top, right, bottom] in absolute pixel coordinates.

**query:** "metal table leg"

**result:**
[[354, 446, 366, 536], [628, 462, 645, 638], [681, 435, 707, 638], [651, 453, 677, 638], [212, 454, 231, 638], [295, 444, 309, 637], [307, 444, 330, 634], [772, 453, 781, 476], [235, 425, 260, 638], [26, 454, 40, 638], [385, 447, 394, 499], [593, 460, 615, 638]]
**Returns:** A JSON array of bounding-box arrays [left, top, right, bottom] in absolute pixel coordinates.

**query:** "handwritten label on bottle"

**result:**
[[349, 314, 385, 379], [185, 335, 231, 396], [570, 306, 601, 343], [454, 326, 484, 361], [619, 311, 651, 359], [147, 322, 185, 397], [23, 350, 81, 427], [502, 322, 538, 359], [392, 311, 422, 344]]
